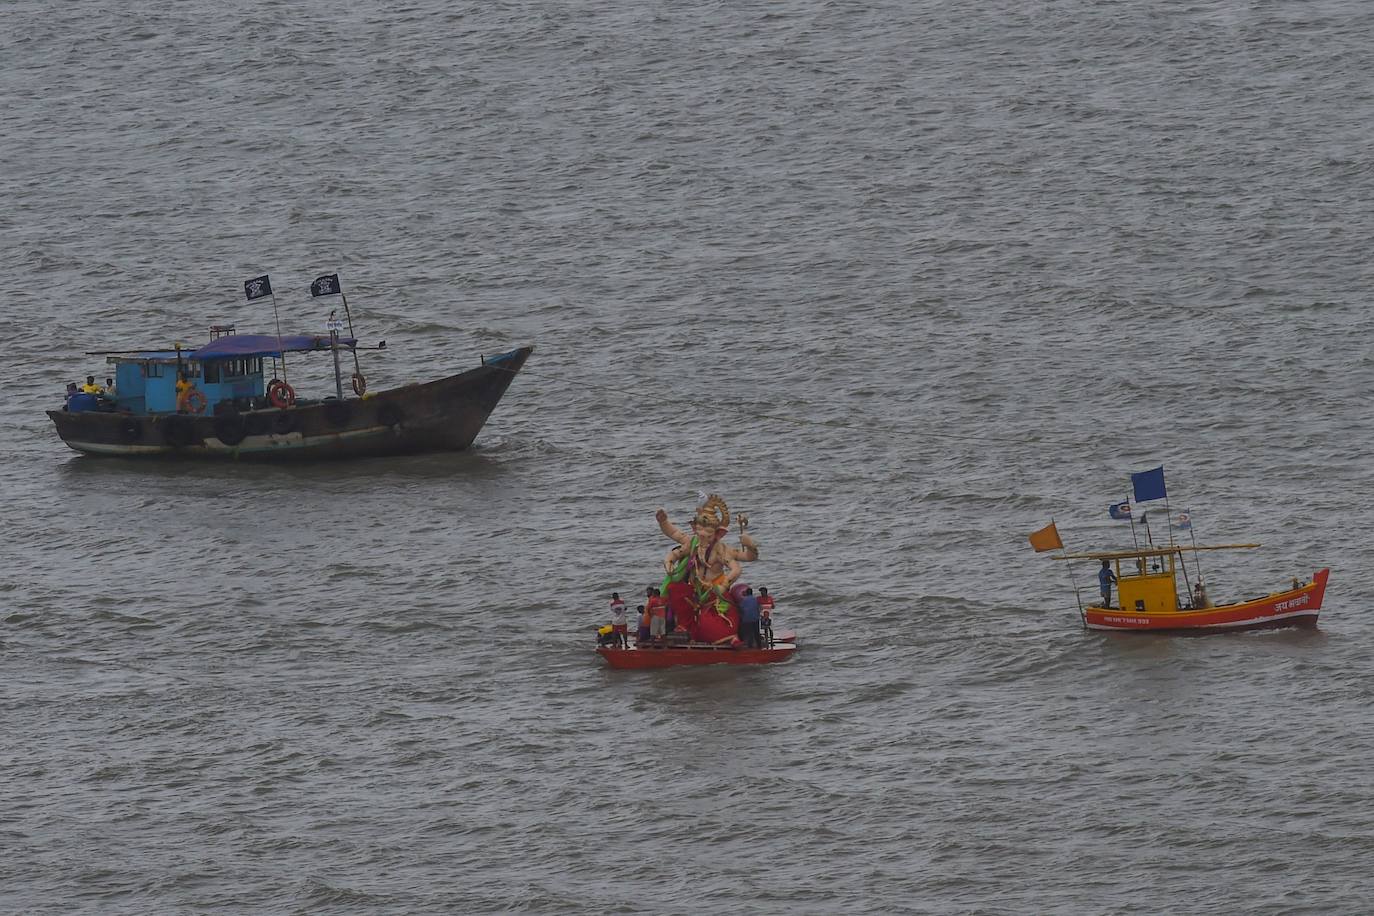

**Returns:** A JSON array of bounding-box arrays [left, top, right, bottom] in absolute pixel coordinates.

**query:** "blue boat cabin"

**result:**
[[66, 328, 358, 416], [98, 352, 266, 415]]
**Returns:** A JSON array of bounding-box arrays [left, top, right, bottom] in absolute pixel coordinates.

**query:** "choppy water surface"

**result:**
[[5, 1, 1374, 912]]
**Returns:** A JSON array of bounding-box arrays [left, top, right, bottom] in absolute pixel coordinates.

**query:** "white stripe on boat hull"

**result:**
[[1085, 608, 1320, 631], [64, 425, 395, 457]]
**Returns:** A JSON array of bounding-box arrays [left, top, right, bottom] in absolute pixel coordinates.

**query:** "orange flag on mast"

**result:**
[[1028, 521, 1064, 552]]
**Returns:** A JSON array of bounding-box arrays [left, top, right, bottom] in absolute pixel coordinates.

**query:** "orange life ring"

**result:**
[[351, 373, 367, 396], [267, 380, 296, 409], [179, 389, 208, 414]]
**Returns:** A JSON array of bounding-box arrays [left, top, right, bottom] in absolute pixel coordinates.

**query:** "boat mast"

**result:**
[[1126, 489, 1141, 552], [1164, 490, 1175, 549], [329, 310, 344, 399], [311, 272, 364, 388], [245, 274, 287, 385]]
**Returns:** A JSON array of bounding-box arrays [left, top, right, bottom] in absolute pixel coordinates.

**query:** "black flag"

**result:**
[[244, 275, 273, 300], [310, 273, 341, 297]]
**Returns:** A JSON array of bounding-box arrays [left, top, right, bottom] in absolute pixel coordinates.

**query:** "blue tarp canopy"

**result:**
[[191, 334, 357, 360]]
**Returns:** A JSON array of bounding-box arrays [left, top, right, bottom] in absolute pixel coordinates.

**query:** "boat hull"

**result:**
[[598, 638, 798, 670], [47, 347, 531, 461], [1084, 568, 1328, 633]]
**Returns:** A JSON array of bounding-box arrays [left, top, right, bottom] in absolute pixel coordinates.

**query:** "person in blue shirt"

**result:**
[[736, 587, 762, 648], [1099, 560, 1117, 609]]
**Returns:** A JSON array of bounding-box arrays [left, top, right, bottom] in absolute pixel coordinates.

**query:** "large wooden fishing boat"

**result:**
[[597, 631, 799, 669], [50, 273, 532, 461], [1061, 546, 1329, 633], [49, 329, 532, 460]]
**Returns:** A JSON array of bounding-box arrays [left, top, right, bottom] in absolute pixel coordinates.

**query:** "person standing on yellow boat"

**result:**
[[1099, 560, 1117, 609]]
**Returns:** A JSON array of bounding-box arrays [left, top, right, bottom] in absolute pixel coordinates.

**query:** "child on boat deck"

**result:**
[[635, 605, 650, 646], [1099, 560, 1117, 608]]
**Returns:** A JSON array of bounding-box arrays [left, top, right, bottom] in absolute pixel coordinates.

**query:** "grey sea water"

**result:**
[[4, 1, 1374, 912]]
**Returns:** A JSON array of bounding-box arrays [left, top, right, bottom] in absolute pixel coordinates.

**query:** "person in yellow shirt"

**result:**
[[80, 375, 104, 394], [175, 372, 199, 413]]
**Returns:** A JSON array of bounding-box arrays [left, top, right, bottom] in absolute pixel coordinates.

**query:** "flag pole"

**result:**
[[1127, 492, 1140, 551], [1056, 518, 1086, 629], [315, 273, 363, 383], [1188, 513, 1204, 599], [270, 289, 288, 385]]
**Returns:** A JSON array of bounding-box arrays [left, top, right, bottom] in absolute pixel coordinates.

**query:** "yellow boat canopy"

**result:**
[[1054, 543, 1260, 561]]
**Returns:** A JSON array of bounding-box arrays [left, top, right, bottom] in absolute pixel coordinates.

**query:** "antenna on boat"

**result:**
[[244, 274, 287, 385], [1126, 492, 1141, 552]]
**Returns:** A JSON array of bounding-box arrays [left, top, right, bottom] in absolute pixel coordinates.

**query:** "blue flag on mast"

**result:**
[[1131, 465, 1167, 502], [1108, 502, 1131, 520]]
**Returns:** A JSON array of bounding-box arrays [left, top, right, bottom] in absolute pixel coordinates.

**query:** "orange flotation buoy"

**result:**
[[267, 379, 296, 409]]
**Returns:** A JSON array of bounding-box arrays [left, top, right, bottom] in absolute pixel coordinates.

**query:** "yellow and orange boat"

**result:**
[[1059, 545, 1329, 633]]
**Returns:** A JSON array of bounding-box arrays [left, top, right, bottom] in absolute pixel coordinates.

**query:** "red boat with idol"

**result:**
[[596, 494, 800, 669], [597, 631, 800, 669]]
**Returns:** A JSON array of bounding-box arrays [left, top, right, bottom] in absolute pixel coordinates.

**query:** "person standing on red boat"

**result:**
[[649, 596, 667, 644], [609, 593, 628, 648], [645, 586, 669, 636], [758, 586, 775, 647]]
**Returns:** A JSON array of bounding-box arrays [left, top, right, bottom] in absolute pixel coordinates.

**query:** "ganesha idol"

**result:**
[[654, 494, 761, 645]]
